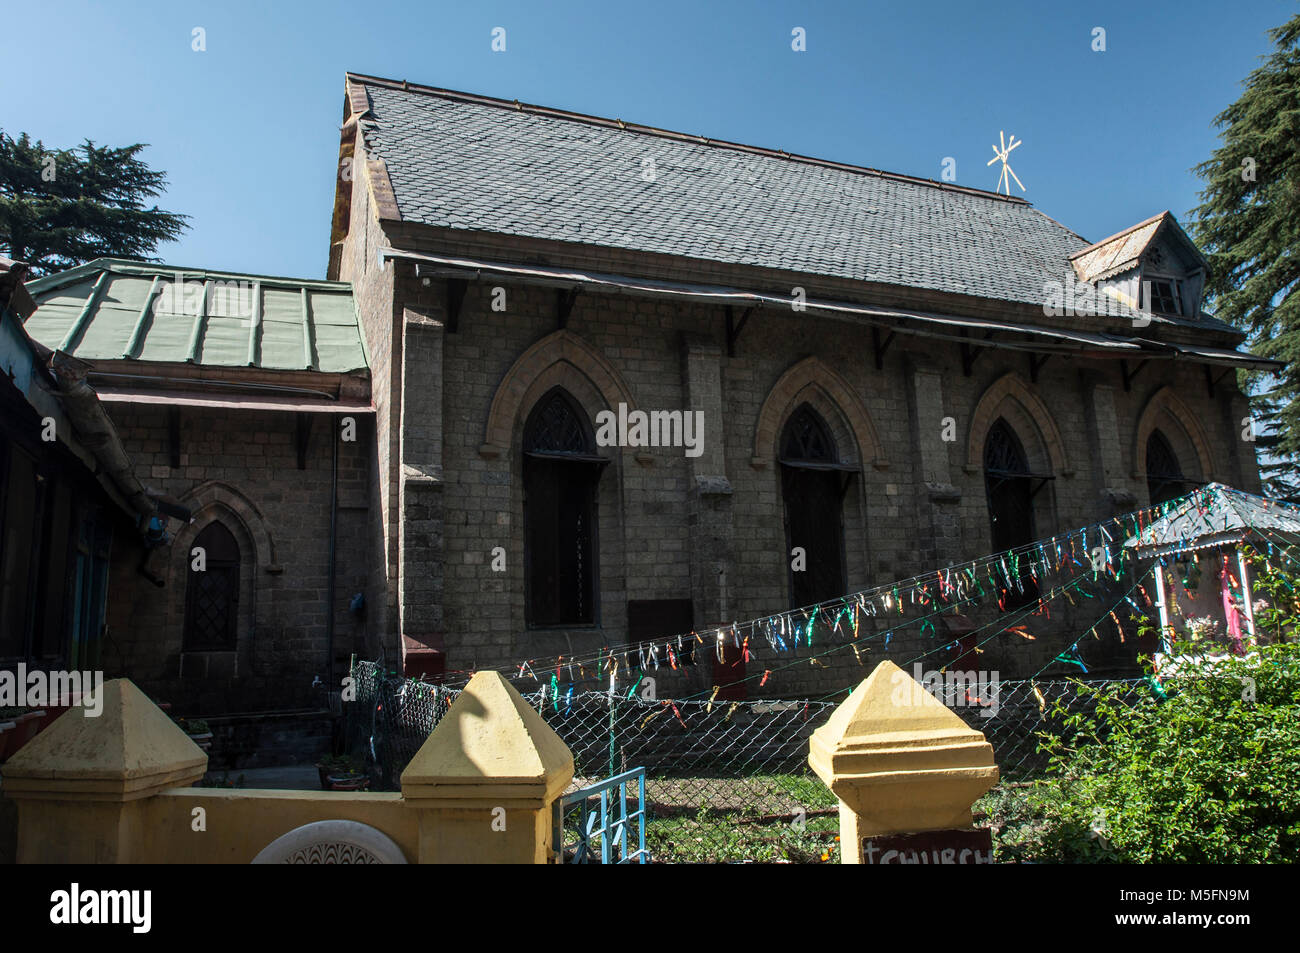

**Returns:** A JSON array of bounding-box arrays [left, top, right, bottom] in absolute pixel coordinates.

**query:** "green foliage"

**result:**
[[643, 803, 840, 863], [1007, 640, 1300, 862], [0, 130, 188, 276], [1190, 14, 1300, 500], [1245, 547, 1300, 643]]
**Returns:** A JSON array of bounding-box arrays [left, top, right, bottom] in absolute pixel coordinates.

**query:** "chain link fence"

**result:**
[[343, 660, 1156, 862], [947, 675, 1153, 777]]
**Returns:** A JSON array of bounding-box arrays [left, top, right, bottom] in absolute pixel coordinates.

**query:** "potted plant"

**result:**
[[315, 753, 369, 791], [176, 717, 214, 752]]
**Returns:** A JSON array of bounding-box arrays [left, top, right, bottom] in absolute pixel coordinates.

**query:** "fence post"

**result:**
[[1, 678, 208, 863], [809, 660, 999, 864], [607, 672, 617, 779], [401, 670, 574, 863]]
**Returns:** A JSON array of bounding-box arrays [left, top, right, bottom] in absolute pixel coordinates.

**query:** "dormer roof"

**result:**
[[1069, 211, 1208, 284]]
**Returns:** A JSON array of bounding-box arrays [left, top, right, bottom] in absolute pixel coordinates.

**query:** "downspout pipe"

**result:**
[[326, 424, 339, 699], [46, 352, 195, 589], [47, 351, 155, 518]]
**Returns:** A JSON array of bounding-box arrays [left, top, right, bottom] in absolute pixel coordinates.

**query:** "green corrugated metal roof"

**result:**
[[24, 259, 369, 373]]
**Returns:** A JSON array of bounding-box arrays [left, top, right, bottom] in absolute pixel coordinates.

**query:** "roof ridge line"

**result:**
[[26, 257, 355, 293], [344, 71, 1032, 206], [1069, 210, 1172, 259]]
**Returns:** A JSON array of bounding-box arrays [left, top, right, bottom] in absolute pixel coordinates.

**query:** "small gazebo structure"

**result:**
[[1124, 482, 1300, 652]]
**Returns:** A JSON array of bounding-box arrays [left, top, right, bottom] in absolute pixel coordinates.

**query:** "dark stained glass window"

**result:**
[[1146, 430, 1188, 506], [184, 522, 240, 650], [781, 406, 837, 463], [525, 390, 592, 455], [524, 389, 601, 626], [984, 418, 1040, 610], [780, 406, 848, 609]]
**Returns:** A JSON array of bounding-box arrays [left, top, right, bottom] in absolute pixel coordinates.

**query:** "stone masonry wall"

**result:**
[[344, 215, 1259, 699], [102, 403, 371, 716], [336, 155, 401, 666]]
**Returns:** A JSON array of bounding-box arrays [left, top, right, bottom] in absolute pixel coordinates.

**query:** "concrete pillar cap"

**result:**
[[1, 678, 207, 802], [809, 660, 998, 787], [401, 670, 574, 805]]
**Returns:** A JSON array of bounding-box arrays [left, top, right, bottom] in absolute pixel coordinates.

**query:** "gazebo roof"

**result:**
[[1124, 483, 1300, 557]]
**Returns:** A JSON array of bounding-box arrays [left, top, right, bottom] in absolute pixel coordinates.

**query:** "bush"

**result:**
[[1010, 639, 1300, 862]]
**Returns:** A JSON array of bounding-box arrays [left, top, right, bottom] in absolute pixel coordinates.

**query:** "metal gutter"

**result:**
[[379, 246, 1279, 369], [93, 387, 375, 414], [325, 423, 339, 696], [380, 248, 1130, 351], [86, 371, 340, 401]]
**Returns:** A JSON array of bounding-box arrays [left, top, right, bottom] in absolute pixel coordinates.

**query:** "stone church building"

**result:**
[[12, 72, 1272, 713]]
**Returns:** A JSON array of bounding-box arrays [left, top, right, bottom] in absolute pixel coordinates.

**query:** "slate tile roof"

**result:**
[[351, 75, 1181, 320]]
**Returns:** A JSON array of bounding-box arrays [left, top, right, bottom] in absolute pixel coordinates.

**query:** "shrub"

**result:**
[[1015, 639, 1300, 862]]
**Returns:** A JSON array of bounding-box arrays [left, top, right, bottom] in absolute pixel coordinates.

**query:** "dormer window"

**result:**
[[1069, 212, 1206, 321], [1145, 277, 1181, 315]]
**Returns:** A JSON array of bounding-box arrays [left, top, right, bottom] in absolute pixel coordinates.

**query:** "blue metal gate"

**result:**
[[553, 767, 649, 864]]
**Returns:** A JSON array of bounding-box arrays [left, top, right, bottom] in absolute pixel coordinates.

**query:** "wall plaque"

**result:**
[[862, 828, 994, 864]]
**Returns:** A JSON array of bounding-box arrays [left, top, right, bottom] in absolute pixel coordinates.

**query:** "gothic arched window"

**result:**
[[984, 418, 1040, 610], [780, 405, 848, 608], [1146, 430, 1188, 506], [184, 521, 240, 650], [523, 389, 603, 627]]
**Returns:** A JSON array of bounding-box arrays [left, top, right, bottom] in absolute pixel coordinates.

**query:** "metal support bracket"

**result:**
[[872, 327, 896, 370], [1121, 358, 1150, 392], [1205, 364, 1234, 397], [961, 331, 995, 377], [167, 406, 181, 469], [725, 306, 753, 357], [557, 287, 579, 330], [446, 278, 467, 334], [296, 412, 312, 471]]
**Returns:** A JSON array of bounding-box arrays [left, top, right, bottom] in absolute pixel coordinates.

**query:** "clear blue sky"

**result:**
[[4, 0, 1293, 279]]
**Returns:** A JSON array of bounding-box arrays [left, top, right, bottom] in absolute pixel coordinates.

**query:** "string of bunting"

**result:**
[[437, 484, 1272, 700], [711, 491, 1300, 706]]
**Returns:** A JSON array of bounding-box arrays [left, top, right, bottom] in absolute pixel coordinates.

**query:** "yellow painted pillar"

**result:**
[[401, 670, 574, 863], [809, 660, 999, 864], [2, 679, 207, 863]]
